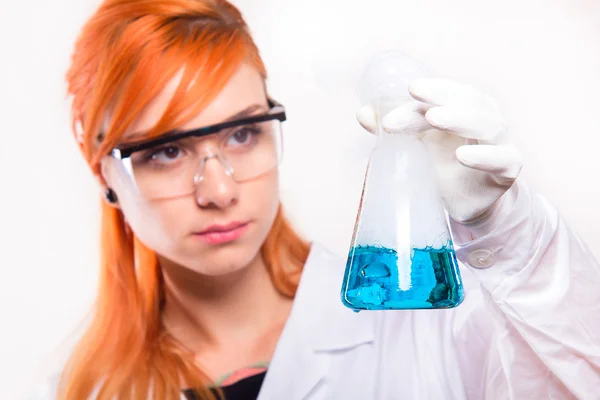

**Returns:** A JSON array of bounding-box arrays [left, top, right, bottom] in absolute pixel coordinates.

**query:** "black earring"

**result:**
[[105, 188, 118, 203]]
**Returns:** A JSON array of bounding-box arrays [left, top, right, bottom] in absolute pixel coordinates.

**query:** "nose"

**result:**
[[193, 154, 238, 208]]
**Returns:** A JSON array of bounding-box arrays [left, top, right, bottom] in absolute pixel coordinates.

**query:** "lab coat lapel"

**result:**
[[258, 243, 376, 399], [266, 338, 330, 400]]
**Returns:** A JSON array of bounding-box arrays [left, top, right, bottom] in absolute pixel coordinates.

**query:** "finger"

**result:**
[[381, 100, 434, 134], [456, 145, 523, 179], [425, 105, 506, 142], [357, 101, 433, 135], [409, 78, 483, 106], [356, 105, 377, 134]]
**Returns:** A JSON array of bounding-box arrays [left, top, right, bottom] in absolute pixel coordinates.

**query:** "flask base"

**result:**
[[341, 245, 464, 311]]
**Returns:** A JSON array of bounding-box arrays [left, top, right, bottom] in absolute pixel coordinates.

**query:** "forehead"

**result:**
[[122, 63, 267, 140]]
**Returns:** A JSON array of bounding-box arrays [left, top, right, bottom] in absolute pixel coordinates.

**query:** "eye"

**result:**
[[226, 126, 261, 148], [144, 145, 184, 164]]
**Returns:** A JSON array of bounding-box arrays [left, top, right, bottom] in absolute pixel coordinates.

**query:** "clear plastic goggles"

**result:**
[[108, 100, 285, 200]]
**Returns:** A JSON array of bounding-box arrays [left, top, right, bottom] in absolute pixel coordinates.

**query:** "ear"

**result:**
[[98, 157, 121, 209]]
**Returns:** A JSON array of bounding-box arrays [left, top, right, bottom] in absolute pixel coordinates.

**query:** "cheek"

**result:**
[[119, 194, 178, 251], [102, 159, 172, 245], [245, 170, 280, 228]]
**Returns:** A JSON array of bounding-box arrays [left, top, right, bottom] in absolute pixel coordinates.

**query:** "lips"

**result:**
[[193, 221, 250, 245]]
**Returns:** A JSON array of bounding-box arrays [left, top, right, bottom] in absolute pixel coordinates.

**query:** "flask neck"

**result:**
[[371, 97, 416, 139]]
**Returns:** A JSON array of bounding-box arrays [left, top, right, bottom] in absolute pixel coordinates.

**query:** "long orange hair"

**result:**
[[60, 1, 310, 399]]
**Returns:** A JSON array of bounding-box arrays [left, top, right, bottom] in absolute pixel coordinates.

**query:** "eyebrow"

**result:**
[[222, 103, 269, 123], [122, 103, 270, 142]]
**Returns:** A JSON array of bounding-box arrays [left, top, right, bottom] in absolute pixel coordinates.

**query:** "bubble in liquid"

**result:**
[[360, 261, 391, 278]]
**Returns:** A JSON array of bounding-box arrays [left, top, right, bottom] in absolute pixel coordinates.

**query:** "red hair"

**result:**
[[60, 1, 309, 399]]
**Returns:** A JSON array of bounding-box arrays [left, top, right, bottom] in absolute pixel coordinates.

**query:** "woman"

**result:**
[[36, 0, 599, 399]]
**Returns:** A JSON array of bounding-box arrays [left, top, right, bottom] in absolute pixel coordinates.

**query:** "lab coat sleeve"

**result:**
[[448, 179, 600, 398]]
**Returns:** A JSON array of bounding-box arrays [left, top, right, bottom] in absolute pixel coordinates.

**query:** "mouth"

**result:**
[[193, 221, 250, 245]]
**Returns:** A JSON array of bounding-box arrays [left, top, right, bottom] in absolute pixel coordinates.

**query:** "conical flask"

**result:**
[[341, 50, 464, 311]]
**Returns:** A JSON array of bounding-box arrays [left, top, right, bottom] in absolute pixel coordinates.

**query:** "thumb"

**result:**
[[357, 101, 433, 135], [356, 104, 377, 134]]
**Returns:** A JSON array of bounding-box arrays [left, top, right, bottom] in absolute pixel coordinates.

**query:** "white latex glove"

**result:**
[[357, 78, 523, 227]]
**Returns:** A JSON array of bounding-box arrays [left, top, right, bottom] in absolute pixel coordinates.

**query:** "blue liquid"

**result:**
[[341, 245, 464, 310]]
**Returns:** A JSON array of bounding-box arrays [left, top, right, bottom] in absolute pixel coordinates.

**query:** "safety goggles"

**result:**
[[108, 99, 285, 200]]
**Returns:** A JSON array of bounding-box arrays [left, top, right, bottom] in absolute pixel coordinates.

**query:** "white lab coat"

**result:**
[[33, 180, 600, 399]]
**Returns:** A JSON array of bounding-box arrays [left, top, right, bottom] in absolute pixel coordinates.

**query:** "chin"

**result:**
[[182, 240, 263, 277]]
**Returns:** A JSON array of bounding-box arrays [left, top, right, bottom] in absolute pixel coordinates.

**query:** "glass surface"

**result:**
[[341, 50, 464, 311]]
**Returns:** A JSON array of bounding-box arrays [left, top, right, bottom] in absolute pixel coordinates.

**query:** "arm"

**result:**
[[451, 180, 600, 398]]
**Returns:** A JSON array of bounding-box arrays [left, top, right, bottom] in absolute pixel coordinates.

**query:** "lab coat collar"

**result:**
[[258, 243, 376, 399]]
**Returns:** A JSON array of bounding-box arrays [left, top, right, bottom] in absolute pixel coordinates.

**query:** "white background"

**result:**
[[1, 0, 599, 398]]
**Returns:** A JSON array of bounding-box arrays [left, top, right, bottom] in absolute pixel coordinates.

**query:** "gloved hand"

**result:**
[[357, 78, 523, 228]]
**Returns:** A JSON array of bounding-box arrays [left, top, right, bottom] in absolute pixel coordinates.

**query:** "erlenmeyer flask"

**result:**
[[341, 50, 464, 311]]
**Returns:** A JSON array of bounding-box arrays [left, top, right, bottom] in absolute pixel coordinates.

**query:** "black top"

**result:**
[[182, 371, 267, 400]]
